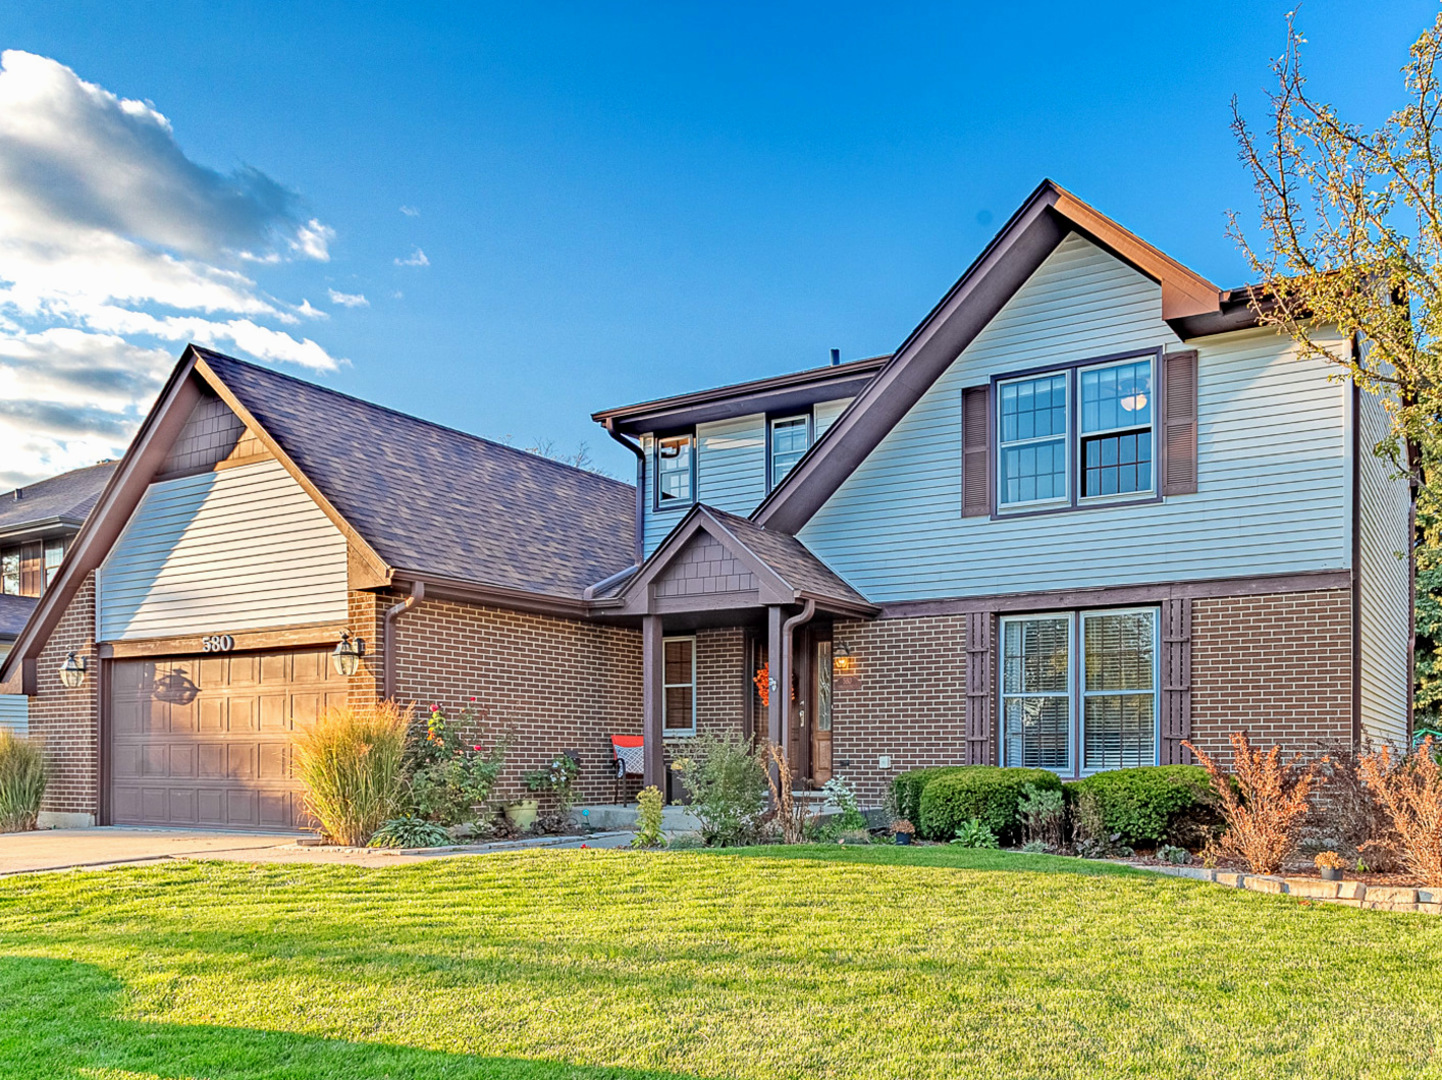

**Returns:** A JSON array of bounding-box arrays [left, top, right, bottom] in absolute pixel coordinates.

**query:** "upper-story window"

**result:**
[[655, 434, 694, 510], [769, 415, 810, 489], [44, 540, 64, 588], [996, 352, 1156, 512], [0, 550, 17, 595]]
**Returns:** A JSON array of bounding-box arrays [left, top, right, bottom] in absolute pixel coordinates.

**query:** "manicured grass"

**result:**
[[1, 844, 1441, 1078]]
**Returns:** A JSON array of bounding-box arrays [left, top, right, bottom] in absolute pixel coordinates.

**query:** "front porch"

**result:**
[[601, 504, 879, 793]]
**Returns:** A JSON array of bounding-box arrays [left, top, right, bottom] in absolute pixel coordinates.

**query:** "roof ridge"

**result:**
[[193, 346, 635, 495]]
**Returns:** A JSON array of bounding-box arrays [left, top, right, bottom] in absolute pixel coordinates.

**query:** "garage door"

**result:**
[[109, 648, 347, 830]]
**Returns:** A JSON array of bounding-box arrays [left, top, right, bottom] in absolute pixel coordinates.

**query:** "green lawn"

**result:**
[[1, 845, 1440, 1079]]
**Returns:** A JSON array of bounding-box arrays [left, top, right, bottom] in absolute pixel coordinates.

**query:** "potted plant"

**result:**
[[1314, 850, 1348, 881], [892, 819, 916, 846], [504, 799, 539, 831]]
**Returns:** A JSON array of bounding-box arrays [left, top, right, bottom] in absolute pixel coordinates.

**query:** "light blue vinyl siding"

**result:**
[[640, 399, 856, 557], [96, 458, 349, 641], [1356, 384, 1413, 748], [799, 234, 1352, 602], [0, 695, 26, 735]]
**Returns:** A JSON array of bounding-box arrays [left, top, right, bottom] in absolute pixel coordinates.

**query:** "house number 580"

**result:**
[[201, 635, 234, 653]]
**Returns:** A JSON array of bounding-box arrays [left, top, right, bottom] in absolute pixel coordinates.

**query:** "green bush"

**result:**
[[917, 767, 1061, 842], [673, 733, 768, 847], [0, 731, 47, 832], [368, 816, 453, 848], [1063, 765, 1216, 847], [632, 785, 666, 848], [950, 818, 1000, 848], [403, 702, 510, 826], [890, 767, 966, 827]]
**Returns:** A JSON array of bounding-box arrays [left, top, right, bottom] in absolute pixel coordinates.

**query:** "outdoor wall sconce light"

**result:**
[[332, 632, 366, 677], [58, 651, 87, 689], [832, 642, 856, 677]]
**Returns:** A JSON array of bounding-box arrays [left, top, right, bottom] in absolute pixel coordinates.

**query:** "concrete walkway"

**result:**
[[0, 826, 637, 876]]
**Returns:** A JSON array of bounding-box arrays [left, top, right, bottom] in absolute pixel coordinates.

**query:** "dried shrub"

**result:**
[[295, 701, 409, 846], [765, 742, 813, 844], [1357, 737, 1442, 887], [1303, 739, 1392, 860], [1314, 850, 1349, 871], [1184, 732, 1326, 875]]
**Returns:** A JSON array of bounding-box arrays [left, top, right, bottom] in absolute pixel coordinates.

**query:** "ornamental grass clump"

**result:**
[[295, 701, 409, 846], [0, 731, 47, 832], [1184, 732, 1326, 875], [1357, 736, 1442, 887]]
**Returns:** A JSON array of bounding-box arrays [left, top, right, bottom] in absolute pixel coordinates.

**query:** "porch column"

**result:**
[[642, 613, 666, 789], [766, 605, 784, 751]]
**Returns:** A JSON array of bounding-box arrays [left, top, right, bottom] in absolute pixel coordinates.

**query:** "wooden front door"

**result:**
[[783, 626, 834, 789]]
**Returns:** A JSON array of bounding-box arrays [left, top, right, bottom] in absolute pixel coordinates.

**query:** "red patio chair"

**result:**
[[611, 734, 645, 804]]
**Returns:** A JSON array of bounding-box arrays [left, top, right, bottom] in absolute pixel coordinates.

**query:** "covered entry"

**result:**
[[108, 648, 346, 829]]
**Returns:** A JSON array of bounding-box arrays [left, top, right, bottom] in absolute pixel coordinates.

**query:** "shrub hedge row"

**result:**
[[891, 763, 1217, 846]]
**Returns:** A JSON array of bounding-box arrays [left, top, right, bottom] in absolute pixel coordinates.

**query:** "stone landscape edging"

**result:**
[[1129, 862, 1439, 913]]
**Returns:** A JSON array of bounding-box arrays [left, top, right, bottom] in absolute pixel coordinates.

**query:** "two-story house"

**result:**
[[0, 463, 115, 734], [0, 181, 1412, 828]]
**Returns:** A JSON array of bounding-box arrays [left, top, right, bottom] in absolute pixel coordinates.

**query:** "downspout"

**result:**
[[778, 597, 817, 749], [603, 418, 646, 566], [382, 581, 424, 701]]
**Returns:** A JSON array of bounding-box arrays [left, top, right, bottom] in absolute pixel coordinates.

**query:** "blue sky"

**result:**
[[0, 1, 1432, 484]]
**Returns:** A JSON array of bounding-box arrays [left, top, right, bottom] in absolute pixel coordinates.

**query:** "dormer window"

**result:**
[[655, 434, 694, 510], [769, 415, 810, 490]]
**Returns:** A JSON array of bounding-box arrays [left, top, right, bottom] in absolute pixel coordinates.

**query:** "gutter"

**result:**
[[382, 581, 424, 700], [778, 596, 817, 743], [583, 563, 639, 601], [602, 417, 646, 565]]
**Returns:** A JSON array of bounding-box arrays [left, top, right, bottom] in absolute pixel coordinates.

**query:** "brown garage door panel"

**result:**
[[109, 649, 346, 830]]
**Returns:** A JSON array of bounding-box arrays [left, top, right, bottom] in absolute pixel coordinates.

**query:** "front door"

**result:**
[[783, 626, 834, 789]]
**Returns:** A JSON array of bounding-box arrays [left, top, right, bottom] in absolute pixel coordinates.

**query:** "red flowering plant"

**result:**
[[403, 698, 512, 826]]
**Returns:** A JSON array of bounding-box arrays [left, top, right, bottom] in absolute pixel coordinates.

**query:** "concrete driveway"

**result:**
[[0, 826, 639, 876]]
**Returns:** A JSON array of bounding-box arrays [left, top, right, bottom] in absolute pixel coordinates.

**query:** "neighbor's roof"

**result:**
[[0, 462, 117, 541], [0, 594, 37, 640], [197, 349, 637, 600]]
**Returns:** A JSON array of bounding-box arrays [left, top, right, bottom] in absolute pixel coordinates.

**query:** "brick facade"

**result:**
[[388, 594, 643, 806], [1189, 588, 1353, 763], [28, 571, 100, 824]]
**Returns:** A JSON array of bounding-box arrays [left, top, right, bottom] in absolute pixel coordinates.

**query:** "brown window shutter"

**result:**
[[962, 385, 992, 517], [1161, 350, 1199, 496], [1159, 598, 1193, 764], [964, 610, 994, 764]]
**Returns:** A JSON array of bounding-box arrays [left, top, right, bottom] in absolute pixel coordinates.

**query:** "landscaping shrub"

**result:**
[[1018, 782, 1066, 850], [674, 733, 768, 847], [1357, 736, 1442, 886], [368, 816, 453, 849], [890, 767, 965, 827], [0, 731, 47, 832], [950, 818, 1000, 848], [1063, 765, 1216, 847], [403, 702, 510, 827], [632, 785, 666, 848], [296, 701, 409, 846], [917, 766, 1060, 842], [1305, 739, 1392, 861], [1071, 788, 1133, 859], [1185, 732, 1326, 874], [810, 775, 866, 842]]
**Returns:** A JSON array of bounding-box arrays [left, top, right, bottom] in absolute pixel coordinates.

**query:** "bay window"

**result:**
[[1001, 608, 1158, 775]]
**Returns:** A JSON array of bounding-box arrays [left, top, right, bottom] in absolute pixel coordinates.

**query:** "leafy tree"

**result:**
[[1230, 11, 1442, 726]]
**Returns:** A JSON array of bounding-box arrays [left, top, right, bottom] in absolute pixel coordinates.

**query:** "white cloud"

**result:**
[[0, 50, 349, 485], [395, 247, 429, 267], [327, 288, 369, 308], [399, 205, 419, 217]]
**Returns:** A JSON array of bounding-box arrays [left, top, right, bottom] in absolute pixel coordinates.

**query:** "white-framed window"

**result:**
[[1001, 607, 1159, 775], [997, 371, 1069, 508], [43, 540, 64, 588], [655, 434, 694, 510], [663, 635, 696, 736], [1079, 357, 1154, 500], [769, 415, 810, 489]]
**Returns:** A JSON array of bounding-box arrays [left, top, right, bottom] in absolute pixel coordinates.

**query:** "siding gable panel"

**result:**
[[798, 234, 1350, 601], [96, 458, 348, 641]]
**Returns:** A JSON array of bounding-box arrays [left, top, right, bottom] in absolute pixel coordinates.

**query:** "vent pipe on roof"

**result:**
[[829, 348, 840, 366], [12, 489, 20, 500]]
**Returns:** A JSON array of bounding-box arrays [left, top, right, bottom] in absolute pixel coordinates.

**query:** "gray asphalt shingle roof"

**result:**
[[0, 462, 117, 537], [198, 349, 637, 600], [0, 594, 37, 640], [702, 507, 869, 606]]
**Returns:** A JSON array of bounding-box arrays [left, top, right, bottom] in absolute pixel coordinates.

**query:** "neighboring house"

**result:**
[[0, 463, 116, 734], [0, 180, 1413, 829]]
